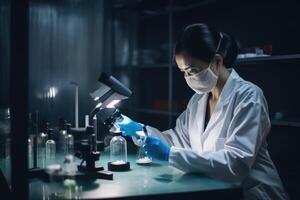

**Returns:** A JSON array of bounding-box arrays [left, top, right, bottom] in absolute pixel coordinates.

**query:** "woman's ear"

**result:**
[[212, 54, 223, 75], [214, 54, 224, 68]]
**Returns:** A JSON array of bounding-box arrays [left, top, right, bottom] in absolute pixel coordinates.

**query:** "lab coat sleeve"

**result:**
[[169, 100, 270, 182], [144, 107, 192, 149]]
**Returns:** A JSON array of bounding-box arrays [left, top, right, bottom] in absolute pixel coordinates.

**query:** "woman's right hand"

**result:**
[[115, 114, 144, 138]]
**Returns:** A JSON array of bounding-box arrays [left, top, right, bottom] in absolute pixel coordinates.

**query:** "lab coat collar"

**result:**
[[197, 68, 238, 149], [215, 68, 238, 106]]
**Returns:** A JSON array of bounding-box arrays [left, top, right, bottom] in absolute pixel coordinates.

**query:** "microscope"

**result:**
[[74, 73, 132, 179]]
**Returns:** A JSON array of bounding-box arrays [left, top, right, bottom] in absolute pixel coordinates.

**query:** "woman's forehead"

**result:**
[[175, 53, 207, 69], [175, 54, 189, 70]]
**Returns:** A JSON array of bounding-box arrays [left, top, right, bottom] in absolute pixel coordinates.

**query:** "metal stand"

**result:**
[[74, 126, 113, 180], [75, 146, 113, 180]]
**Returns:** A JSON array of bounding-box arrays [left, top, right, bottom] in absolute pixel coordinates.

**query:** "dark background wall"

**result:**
[[0, 0, 10, 109], [27, 0, 113, 128]]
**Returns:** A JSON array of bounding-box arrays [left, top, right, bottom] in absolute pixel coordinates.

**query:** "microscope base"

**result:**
[[74, 170, 113, 180], [77, 165, 113, 180]]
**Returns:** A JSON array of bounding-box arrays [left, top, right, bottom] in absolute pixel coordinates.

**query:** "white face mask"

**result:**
[[184, 32, 223, 94], [184, 62, 218, 94]]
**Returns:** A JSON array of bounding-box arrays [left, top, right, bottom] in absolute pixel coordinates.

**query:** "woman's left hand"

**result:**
[[143, 136, 170, 161]]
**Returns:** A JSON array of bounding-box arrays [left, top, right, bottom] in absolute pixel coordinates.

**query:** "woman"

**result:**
[[116, 23, 288, 199]]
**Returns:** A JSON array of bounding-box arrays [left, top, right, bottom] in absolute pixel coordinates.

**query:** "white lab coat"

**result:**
[[145, 69, 289, 199]]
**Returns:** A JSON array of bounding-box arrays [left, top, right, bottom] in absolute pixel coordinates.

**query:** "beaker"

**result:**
[[135, 132, 152, 165]]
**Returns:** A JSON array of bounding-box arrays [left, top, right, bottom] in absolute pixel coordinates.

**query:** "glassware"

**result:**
[[45, 129, 56, 166], [135, 131, 152, 165], [37, 131, 48, 167], [65, 123, 74, 155], [28, 138, 33, 168], [110, 133, 127, 165], [136, 145, 152, 165], [108, 131, 130, 171], [58, 128, 67, 153], [45, 164, 64, 199], [63, 155, 78, 199]]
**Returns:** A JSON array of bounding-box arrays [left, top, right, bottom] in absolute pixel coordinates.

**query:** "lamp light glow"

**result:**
[[106, 100, 120, 108]]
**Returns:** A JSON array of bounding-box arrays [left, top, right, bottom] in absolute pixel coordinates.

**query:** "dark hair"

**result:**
[[174, 23, 238, 67]]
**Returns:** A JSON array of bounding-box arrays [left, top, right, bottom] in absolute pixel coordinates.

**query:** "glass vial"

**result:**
[[38, 122, 49, 167], [28, 138, 33, 168], [37, 131, 48, 167], [65, 123, 74, 155], [108, 131, 130, 171], [45, 129, 56, 166], [58, 121, 67, 154]]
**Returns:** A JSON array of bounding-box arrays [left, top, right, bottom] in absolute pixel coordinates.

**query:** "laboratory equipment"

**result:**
[[45, 129, 56, 166], [93, 115, 98, 146], [108, 130, 130, 171], [63, 155, 77, 199], [65, 123, 74, 155], [88, 73, 132, 126], [45, 164, 64, 199], [58, 121, 67, 154], [75, 125, 113, 180], [70, 81, 79, 129], [63, 155, 77, 175], [38, 73, 132, 181], [37, 122, 49, 167], [27, 112, 38, 168], [75, 72, 132, 174], [88, 73, 132, 171], [136, 146, 152, 164], [135, 131, 152, 165], [28, 138, 33, 168]]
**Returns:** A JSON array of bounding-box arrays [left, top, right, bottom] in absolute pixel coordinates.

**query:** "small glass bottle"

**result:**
[[65, 123, 74, 155], [45, 129, 56, 166], [28, 138, 33, 168], [58, 121, 67, 154], [108, 131, 130, 171], [37, 123, 48, 168]]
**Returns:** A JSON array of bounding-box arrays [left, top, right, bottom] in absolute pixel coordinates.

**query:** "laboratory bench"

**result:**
[[29, 153, 243, 200]]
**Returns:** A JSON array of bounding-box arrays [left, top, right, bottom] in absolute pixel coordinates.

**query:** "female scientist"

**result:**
[[116, 23, 288, 199]]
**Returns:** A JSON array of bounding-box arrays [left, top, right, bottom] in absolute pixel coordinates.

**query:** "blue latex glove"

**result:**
[[143, 136, 170, 161], [115, 114, 144, 138]]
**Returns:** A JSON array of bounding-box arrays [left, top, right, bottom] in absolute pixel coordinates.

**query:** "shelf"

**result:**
[[114, 54, 300, 70], [139, 0, 214, 17], [135, 108, 180, 117], [271, 119, 300, 128], [235, 54, 300, 65]]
